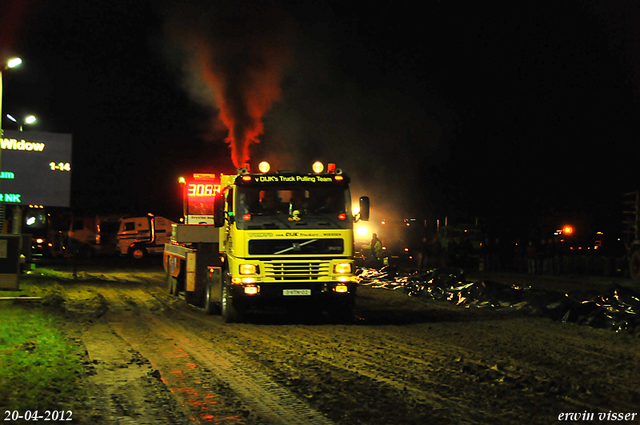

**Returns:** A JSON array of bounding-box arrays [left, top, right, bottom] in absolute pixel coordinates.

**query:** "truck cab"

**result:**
[[214, 163, 369, 322]]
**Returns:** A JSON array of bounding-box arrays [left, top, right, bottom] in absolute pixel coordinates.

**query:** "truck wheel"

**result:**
[[630, 250, 640, 280], [204, 280, 219, 315], [221, 283, 243, 323], [130, 246, 146, 259]]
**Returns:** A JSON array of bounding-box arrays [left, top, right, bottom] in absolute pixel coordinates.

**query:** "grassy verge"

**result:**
[[0, 302, 86, 412]]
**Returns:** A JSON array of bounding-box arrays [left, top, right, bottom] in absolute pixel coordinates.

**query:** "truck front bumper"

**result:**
[[227, 281, 356, 307]]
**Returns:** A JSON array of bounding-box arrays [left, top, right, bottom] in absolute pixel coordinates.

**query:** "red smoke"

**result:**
[[197, 43, 285, 169], [166, 1, 291, 169]]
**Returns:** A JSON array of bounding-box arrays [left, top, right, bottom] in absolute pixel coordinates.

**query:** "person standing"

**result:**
[[364, 233, 383, 266]]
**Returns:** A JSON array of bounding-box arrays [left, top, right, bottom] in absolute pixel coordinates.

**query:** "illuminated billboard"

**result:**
[[0, 130, 72, 207]]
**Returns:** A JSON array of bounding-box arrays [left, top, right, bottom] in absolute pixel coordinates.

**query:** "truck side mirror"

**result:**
[[214, 193, 226, 227], [359, 196, 370, 221]]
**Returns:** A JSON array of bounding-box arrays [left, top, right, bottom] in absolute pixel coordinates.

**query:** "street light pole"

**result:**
[[0, 57, 22, 137], [0, 57, 23, 233], [7, 114, 36, 131]]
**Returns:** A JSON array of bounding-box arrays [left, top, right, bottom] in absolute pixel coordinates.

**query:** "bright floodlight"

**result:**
[[356, 224, 369, 238], [7, 57, 22, 69], [24, 115, 36, 124], [258, 161, 270, 173]]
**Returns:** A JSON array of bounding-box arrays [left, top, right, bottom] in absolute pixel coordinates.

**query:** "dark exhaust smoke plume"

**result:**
[[161, 1, 291, 168]]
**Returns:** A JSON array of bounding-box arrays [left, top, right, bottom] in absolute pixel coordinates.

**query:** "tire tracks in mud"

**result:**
[[188, 318, 498, 424], [81, 285, 334, 425], [80, 321, 190, 425], [67, 274, 640, 425], [170, 307, 502, 423], [173, 301, 624, 424]]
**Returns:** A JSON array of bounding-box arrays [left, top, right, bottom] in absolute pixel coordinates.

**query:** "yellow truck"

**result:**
[[164, 162, 369, 322]]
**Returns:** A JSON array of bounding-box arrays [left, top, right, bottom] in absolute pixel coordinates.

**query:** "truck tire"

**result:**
[[130, 245, 147, 259], [630, 250, 640, 280], [204, 280, 220, 315], [221, 282, 243, 323]]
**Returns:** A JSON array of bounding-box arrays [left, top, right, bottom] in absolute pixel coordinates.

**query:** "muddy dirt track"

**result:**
[[24, 262, 640, 424]]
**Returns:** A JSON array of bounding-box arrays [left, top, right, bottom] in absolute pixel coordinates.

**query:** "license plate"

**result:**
[[283, 289, 311, 296]]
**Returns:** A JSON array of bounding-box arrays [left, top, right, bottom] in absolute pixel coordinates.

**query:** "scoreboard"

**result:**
[[0, 130, 72, 207], [184, 174, 221, 225]]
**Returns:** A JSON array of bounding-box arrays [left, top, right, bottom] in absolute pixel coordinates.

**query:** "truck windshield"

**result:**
[[235, 184, 352, 230]]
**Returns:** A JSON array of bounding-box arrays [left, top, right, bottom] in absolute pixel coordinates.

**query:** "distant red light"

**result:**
[[338, 213, 346, 220], [563, 225, 574, 235], [242, 175, 252, 181], [335, 175, 343, 181], [243, 214, 251, 221]]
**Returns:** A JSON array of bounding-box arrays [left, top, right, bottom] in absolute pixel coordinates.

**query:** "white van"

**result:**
[[117, 214, 175, 259]]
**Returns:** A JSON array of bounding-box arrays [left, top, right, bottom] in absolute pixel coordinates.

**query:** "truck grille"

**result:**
[[264, 262, 330, 281], [249, 238, 344, 255]]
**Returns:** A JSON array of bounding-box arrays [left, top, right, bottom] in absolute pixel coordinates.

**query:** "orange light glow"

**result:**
[[563, 225, 574, 235], [312, 161, 324, 173], [240, 264, 257, 274], [334, 175, 343, 181], [244, 285, 259, 295], [334, 283, 349, 292], [333, 263, 352, 274]]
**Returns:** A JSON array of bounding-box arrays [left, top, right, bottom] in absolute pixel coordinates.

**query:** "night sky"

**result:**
[[2, 0, 639, 242]]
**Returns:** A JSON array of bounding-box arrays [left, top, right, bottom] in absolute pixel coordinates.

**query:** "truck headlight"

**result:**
[[333, 263, 352, 274], [239, 264, 259, 275]]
